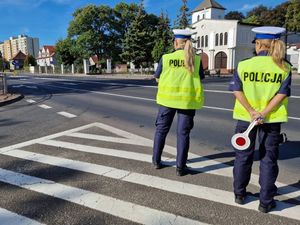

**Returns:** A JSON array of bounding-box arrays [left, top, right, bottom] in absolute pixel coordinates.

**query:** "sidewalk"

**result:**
[[0, 93, 24, 107]]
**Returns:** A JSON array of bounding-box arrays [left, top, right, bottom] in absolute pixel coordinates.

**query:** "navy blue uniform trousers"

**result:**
[[153, 105, 195, 169], [233, 120, 281, 206]]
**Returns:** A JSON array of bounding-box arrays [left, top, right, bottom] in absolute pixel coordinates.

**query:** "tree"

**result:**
[[244, 5, 270, 25], [121, 1, 156, 67], [55, 38, 77, 65], [225, 11, 245, 21], [264, 2, 289, 27], [24, 55, 37, 67], [113, 2, 139, 37], [152, 11, 173, 62], [243, 15, 260, 24], [113, 2, 140, 63], [68, 5, 116, 61], [174, 0, 190, 29], [285, 0, 300, 32]]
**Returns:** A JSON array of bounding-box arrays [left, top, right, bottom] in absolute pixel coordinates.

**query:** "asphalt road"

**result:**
[[0, 73, 299, 225]]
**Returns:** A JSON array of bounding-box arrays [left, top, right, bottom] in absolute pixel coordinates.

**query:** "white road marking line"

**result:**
[[20, 77, 300, 98], [0, 168, 207, 225], [0, 208, 45, 225], [66, 132, 151, 147], [204, 90, 232, 94], [38, 104, 52, 109], [12, 85, 24, 88], [60, 82, 78, 86], [288, 116, 300, 121], [34, 77, 66, 81], [39, 138, 300, 202], [57, 111, 77, 118], [0, 123, 100, 152], [203, 106, 233, 111], [24, 85, 38, 89], [39, 139, 170, 163], [1, 150, 299, 221], [87, 123, 300, 202], [0, 122, 299, 202], [26, 99, 36, 104], [33, 83, 300, 120]]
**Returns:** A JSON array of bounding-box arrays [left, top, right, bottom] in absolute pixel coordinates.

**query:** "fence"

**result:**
[[25, 64, 85, 75], [0, 73, 7, 94]]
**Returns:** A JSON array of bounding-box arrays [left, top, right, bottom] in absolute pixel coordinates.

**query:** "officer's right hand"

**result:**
[[249, 110, 263, 123]]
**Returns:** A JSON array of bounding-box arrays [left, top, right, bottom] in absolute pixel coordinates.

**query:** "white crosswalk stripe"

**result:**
[[0, 169, 206, 225], [0, 122, 299, 224], [0, 208, 45, 225]]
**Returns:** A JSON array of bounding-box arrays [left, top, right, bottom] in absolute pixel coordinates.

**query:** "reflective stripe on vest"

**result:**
[[156, 50, 204, 109], [233, 56, 290, 123]]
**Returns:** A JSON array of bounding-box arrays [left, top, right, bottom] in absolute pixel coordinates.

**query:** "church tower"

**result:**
[[192, 0, 226, 23]]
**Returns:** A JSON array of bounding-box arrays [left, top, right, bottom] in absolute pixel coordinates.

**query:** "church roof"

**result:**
[[192, 0, 226, 12]]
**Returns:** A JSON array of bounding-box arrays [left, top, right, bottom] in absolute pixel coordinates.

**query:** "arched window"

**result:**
[[197, 15, 200, 21], [197, 37, 200, 49], [220, 33, 223, 46], [201, 36, 204, 48], [205, 35, 208, 47], [215, 34, 219, 46], [224, 32, 228, 45]]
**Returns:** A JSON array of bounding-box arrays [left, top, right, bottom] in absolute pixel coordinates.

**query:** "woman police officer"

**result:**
[[152, 28, 205, 176], [229, 26, 292, 213]]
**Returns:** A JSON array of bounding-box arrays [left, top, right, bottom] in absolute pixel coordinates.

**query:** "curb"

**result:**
[[0, 94, 24, 107]]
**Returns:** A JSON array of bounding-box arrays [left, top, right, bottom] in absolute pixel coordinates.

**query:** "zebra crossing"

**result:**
[[0, 122, 299, 224]]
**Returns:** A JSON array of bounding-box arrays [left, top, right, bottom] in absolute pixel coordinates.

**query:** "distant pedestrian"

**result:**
[[152, 28, 205, 176], [229, 26, 292, 213]]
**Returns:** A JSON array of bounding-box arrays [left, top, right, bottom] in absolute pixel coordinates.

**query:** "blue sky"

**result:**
[[0, 0, 287, 46]]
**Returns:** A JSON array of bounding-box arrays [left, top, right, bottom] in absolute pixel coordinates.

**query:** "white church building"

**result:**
[[192, 0, 257, 73], [191, 0, 300, 73]]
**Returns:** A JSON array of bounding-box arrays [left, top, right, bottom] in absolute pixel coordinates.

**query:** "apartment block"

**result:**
[[0, 42, 4, 58], [10, 35, 39, 58], [4, 40, 12, 61], [0, 35, 40, 60]]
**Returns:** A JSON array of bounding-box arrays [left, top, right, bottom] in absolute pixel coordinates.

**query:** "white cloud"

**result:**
[[241, 4, 259, 11], [20, 27, 30, 34]]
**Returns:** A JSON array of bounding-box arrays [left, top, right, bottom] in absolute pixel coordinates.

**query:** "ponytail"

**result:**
[[269, 39, 288, 72], [184, 40, 195, 74]]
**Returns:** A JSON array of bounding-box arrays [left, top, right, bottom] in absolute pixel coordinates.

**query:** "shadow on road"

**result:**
[[279, 141, 300, 160]]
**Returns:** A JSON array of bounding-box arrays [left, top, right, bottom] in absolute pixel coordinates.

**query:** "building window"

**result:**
[[202, 14, 205, 19], [201, 36, 204, 48], [220, 33, 223, 46], [205, 35, 208, 47], [215, 34, 219, 46], [224, 32, 228, 45], [197, 37, 200, 49], [197, 15, 200, 21]]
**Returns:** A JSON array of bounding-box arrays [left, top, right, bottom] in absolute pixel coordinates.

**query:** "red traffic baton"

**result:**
[[231, 119, 260, 151]]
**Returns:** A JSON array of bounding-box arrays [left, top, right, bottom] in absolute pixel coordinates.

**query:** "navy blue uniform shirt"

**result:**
[[229, 51, 292, 96], [154, 49, 205, 80]]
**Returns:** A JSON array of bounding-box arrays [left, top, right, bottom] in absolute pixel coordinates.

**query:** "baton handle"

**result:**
[[243, 118, 261, 136]]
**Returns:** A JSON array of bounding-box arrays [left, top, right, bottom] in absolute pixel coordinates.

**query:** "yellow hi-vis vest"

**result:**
[[233, 56, 291, 123], [156, 50, 204, 109]]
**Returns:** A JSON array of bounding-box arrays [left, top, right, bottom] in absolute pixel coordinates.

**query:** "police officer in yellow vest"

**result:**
[[229, 26, 292, 213], [152, 28, 205, 176]]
